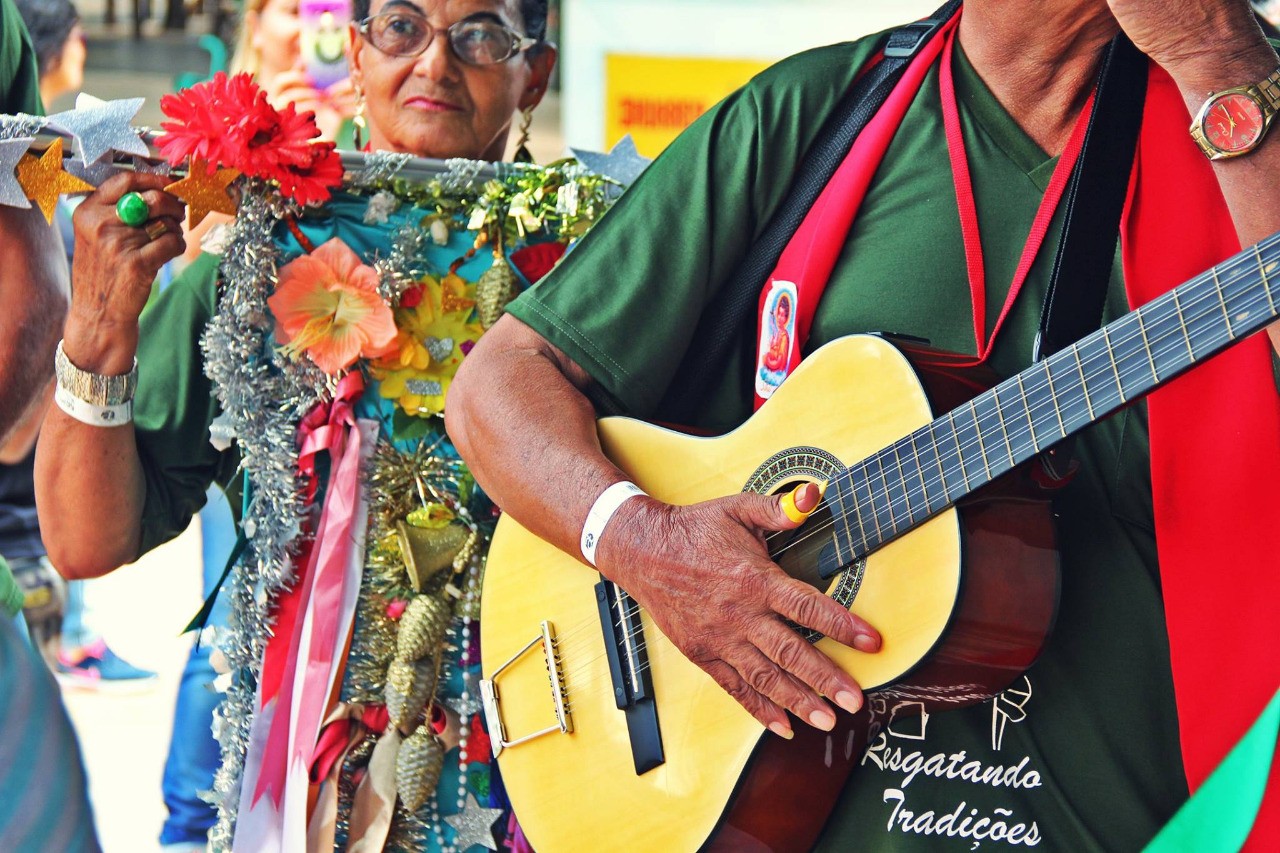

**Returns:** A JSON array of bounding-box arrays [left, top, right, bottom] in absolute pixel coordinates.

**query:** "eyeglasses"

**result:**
[[357, 12, 538, 66]]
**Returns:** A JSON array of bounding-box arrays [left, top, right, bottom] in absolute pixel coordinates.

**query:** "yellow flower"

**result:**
[[371, 273, 483, 418]]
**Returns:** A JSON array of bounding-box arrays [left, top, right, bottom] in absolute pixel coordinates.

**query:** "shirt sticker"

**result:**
[[755, 279, 799, 400]]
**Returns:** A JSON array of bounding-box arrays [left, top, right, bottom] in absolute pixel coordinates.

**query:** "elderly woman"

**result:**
[[35, 1, 556, 850]]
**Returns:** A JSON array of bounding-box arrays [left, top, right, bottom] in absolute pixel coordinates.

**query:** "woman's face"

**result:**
[[348, 0, 555, 160], [250, 0, 304, 81]]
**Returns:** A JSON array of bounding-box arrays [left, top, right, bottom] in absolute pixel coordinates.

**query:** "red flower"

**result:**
[[509, 241, 568, 284], [158, 72, 344, 206]]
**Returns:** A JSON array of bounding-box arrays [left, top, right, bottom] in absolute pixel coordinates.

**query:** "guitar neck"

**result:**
[[829, 232, 1280, 561]]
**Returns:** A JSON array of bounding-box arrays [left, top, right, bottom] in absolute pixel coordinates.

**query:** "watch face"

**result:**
[[1204, 92, 1265, 153]]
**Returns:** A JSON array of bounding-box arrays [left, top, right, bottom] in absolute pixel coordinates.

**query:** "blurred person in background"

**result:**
[[0, 0, 98, 847], [5, 0, 158, 688]]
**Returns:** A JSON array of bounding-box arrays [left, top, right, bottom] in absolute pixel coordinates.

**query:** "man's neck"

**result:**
[[959, 0, 1119, 155]]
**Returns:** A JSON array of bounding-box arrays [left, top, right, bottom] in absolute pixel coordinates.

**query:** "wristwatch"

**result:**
[[54, 340, 137, 406], [1190, 67, 1280, 160]]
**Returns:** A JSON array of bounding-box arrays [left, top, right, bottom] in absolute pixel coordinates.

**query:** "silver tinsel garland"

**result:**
[[199, 183, 332, 850]]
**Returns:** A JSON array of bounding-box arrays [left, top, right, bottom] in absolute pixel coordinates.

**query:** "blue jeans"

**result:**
[[61, 579, 99, 649], [158, 486, 235, 847]]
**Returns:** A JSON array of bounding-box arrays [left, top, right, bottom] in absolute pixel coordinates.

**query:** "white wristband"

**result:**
[[54, 382, 133, 427], [580, 480, 647, 567]]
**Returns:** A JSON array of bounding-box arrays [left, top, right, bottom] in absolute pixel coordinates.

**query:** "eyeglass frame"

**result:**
[[355, 11, 540, 66]]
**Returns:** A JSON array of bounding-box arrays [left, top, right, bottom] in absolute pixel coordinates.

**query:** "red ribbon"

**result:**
[[252, 370, 368, 808]]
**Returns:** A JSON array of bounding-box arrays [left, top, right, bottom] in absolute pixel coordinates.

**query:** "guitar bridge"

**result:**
[[480, 620, 573, 757]]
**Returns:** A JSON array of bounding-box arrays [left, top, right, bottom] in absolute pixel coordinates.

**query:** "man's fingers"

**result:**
[[752, 617, 866, 716], [137, 189, 185, 224], [701, 659, 793, 739], [767, 574, 881, 653], [730, 483, 825, 534]]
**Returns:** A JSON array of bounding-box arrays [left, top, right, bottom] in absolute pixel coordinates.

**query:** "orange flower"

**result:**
[[268, 238, 397, 375]]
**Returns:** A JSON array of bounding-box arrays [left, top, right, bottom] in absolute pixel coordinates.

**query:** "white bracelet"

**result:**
[[580, 480, 647, 567], [54, 381, 133, 427]]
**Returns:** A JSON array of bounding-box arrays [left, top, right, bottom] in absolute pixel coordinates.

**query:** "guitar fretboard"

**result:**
[[827, 232, 1280, 563]]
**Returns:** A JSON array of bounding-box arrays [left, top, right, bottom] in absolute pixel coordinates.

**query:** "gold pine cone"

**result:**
[[396, 725, 445, 812], [385, 659, 439, 732], [475, 256, 520, 330], [395, 594, 452, 663]]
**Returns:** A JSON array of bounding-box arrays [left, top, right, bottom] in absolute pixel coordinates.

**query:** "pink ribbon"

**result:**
[[252, 371, 368, 808]]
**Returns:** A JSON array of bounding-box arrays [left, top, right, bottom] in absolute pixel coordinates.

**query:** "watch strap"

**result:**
[[54, 339, 138, 406]]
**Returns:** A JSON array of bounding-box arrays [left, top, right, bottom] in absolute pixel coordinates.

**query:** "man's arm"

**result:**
[[447, 316, 881, 739], [0, 205, 67, 444], [34, 172, 186, 578], [1106, 0, 1280, 352]]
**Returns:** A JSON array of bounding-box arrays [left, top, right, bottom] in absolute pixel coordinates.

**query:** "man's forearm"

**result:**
[[446, 315, 628, 562]]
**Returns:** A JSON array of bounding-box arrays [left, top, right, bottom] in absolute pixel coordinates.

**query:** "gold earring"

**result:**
[[353, 88, 368, 150], [513, 105, 535, 163]]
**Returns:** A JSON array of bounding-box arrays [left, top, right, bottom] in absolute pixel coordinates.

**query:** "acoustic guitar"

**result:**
[[479, 232, 1280, 853]]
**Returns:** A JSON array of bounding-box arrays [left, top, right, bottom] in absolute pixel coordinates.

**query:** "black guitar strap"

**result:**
[[649, 0, 962, 422], [1035, 33, 1148, 362], [1032, 33, 1147, 477]]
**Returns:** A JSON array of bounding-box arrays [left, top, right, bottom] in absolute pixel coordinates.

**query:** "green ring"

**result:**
[[115, 191, 150, 227]]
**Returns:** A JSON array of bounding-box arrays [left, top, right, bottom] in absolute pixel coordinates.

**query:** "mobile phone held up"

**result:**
[[300, 0, 352, 90]]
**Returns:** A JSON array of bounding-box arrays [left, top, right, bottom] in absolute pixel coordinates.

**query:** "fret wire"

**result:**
[[868, 451, 900, 538], [1075, 333, 1125, 415], [926, 421, 954, 505], [1106, 314, 1158, 401], [970, 390, 1013, 478], [825, 476, 852, 565], [1212, 268, 1235, 338], [1137, 292, 1191, 380], [1134, 309, 1160, 383], [1099, 326, 1126, 403], [843, 468, 872, 555], [970, 400, 992, 481], [1217, 259, 1271, 342], [1069, 345, 1096, 422], [1013, 373, 1039, 458], [1255, 245, 1277, 317], [935, 414, 968, 502], [851, 461, 884, 545], [907, 431, 932, 513], [1040, 356, 1068, 439], [875, 444, 904, 534], [1170, 288, 1197, 362], [950, 407, 984, 493], [890, 440, 916, 522], [988, 385, 1016, 467]]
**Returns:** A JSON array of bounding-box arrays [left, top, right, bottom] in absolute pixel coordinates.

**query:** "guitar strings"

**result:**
[[759, 240, 1280, 564], [503, 239, 1280, 704]]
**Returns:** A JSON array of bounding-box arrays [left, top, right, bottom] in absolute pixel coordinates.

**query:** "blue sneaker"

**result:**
[[56, 638, 158, 690]]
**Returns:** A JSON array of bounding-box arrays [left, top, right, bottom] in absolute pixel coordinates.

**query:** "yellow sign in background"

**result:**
[[605, 54, 771, 158]]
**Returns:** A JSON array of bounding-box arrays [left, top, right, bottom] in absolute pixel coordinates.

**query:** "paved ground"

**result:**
[[53, 6, 566, 851]]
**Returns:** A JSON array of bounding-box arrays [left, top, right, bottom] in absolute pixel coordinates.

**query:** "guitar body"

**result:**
[[480, 335, 1060, 853]]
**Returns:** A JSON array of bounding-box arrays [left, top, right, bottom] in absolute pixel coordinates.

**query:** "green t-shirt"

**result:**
[[508, 37, 1186, 852], [132, 251, 240, 557], [0, 0, 47, 617]]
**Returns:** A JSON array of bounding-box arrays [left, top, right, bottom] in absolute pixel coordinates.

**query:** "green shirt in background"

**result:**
[[0, 0, 46, 618], [508, 35, 1185, 853]]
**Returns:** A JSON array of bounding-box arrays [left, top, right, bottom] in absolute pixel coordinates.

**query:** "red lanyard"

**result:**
[[939, 26, 1096, 363]]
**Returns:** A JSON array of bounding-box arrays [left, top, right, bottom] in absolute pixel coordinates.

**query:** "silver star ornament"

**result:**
[[0, 137, 33, 209], [444, 793, 503, 851], [46, 95, 149, 166], [570, 135, 652, 187]]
